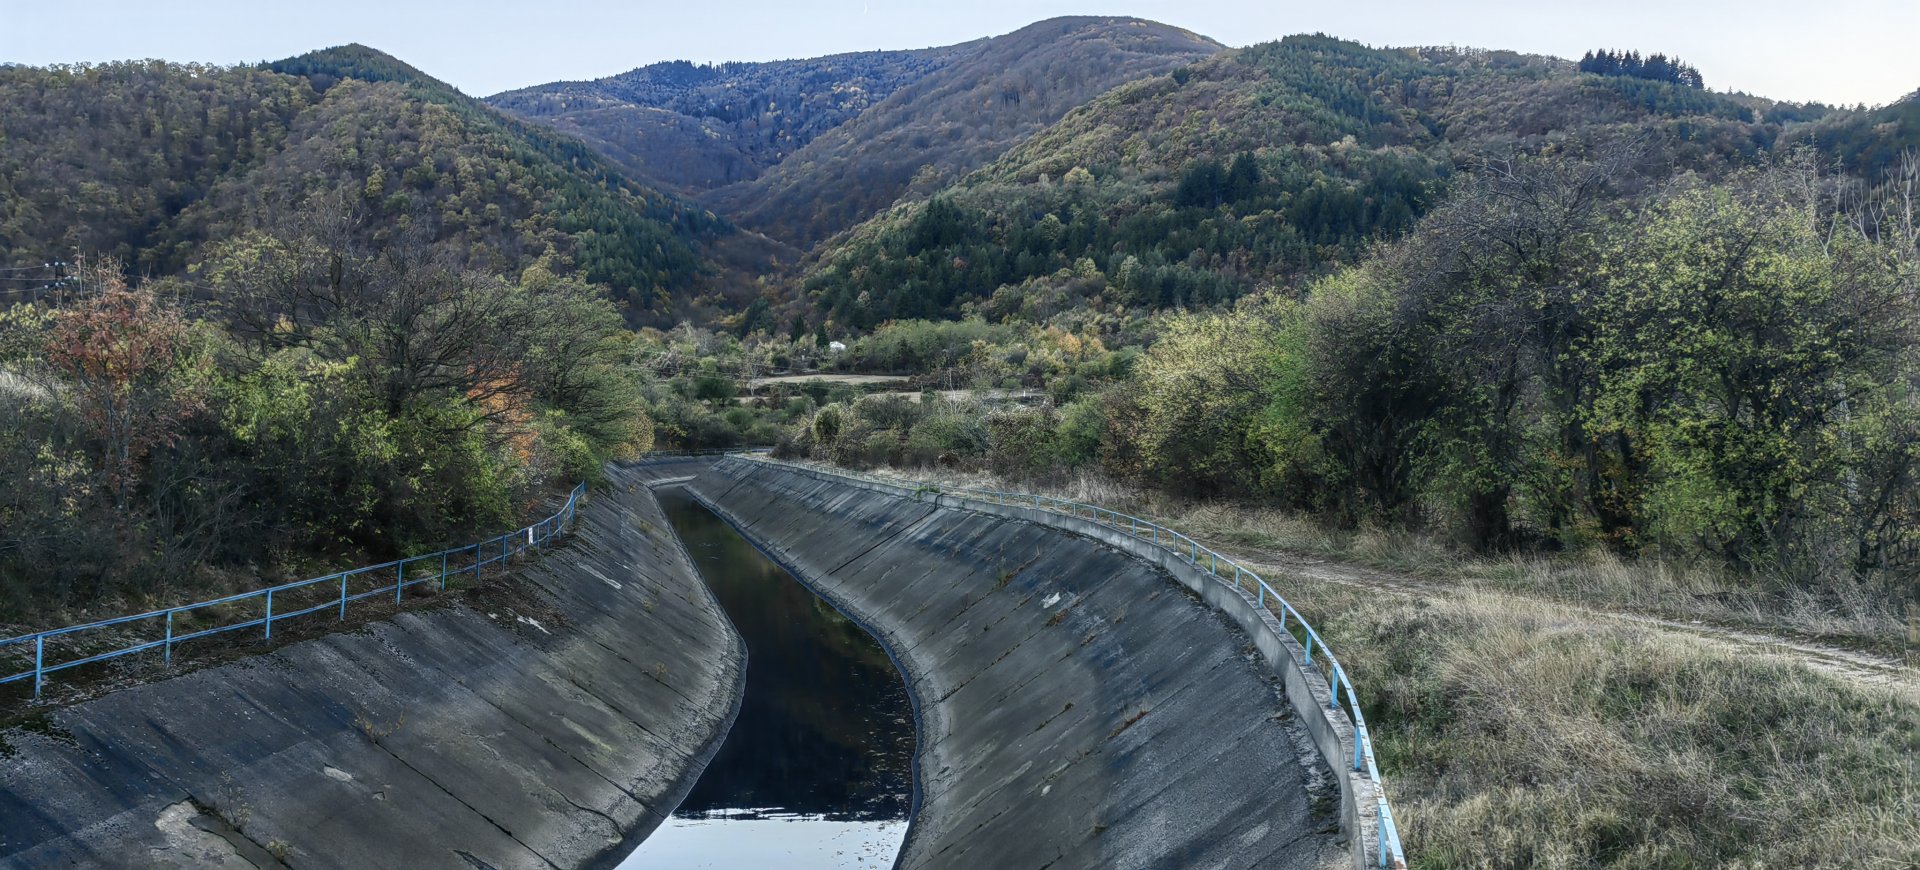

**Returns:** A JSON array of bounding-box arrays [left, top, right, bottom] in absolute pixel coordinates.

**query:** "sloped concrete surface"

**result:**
[[689, 458, 1345, 870], [0, 463, 744, 869]]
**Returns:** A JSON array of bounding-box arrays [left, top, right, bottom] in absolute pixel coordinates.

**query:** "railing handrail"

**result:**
[[0, 480, 597, 697], [735, 455, 1407, 869], [0, 447, 776, 698]]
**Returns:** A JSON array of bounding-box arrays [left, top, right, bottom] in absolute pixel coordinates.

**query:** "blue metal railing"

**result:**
[[0, 483, 588, 699], [741, 456, 1407, 869]]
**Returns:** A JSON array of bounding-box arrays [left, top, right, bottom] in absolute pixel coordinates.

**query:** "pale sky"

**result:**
[[2, 0, 1915, 107]]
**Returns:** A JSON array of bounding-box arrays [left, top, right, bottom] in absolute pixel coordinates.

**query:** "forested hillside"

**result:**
[[705, 17, 1223, 245], [1802, 89, 1920, 179], [0, 47, 722, 624], [487, 47, 972, 193], [0, 47, 723, 318], [799, 35, 1797, 329]]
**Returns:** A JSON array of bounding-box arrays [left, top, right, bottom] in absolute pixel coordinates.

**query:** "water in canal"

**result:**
[[618, 491, 915, 869]]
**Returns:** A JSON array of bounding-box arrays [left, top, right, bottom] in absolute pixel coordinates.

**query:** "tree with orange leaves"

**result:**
[[42, 265, 203, 513]]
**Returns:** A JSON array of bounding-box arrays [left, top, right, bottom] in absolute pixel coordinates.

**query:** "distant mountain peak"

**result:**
[[268, 43, 456, 94]]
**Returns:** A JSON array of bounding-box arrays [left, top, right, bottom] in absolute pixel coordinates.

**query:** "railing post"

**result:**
[[265, 589, 274, 640], [1329, 666, 1341, 710], [33, 635, 44, 699], [1354, 724, 1366, 771], [396, 561, 404, 604], [164, 611, 174, 666], [440, 551, 448, 591], [474, 542, 482, 581], [1259, 582, 1265, 607], [1210, 552, 1217, 575], [339, 574, 349, 620]]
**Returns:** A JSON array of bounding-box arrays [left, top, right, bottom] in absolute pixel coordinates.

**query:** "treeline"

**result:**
[[0, 206, 652, 622], [798, 150, 1920, 603], [807, 146, 1441, 330], [1578, 49, 1704, 89]]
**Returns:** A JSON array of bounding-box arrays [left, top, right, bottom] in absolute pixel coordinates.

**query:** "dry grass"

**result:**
[[819, 459, 1920, 868], [1169, 504, 1910, 652], [1283, 584, 1920, 869], [844, 461, 1911, 651]]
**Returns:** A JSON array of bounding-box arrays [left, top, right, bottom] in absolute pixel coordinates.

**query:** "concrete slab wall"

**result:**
[[0, 463, 745, 870], [689, 457, 1348, 870]]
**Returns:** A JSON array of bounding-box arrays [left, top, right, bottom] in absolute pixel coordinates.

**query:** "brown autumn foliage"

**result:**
[[42, 266, 203, 512]]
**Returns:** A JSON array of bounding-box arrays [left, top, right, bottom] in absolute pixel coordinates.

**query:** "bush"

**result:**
[[905, 410, 988, 464]]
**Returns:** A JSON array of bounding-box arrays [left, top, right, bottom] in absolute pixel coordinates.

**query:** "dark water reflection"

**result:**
[[620, 491, 913, 868]]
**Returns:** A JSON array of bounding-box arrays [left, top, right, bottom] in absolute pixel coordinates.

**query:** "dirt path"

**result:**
[[797, 458, 1919, 694], [1219, 542, 1919, 692], [746, 373, 910, 388]]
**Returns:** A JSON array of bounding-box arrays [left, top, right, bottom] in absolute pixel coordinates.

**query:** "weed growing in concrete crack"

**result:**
[[1108, 709, 1149, 739], [352, 709, 406, 745], [214, 771, 253, 829]]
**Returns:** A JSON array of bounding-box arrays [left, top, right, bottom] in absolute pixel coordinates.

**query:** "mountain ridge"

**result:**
[[794, 33, 1899, 330], [492, 17, 1225, 247], [486, 45, 973, 194]]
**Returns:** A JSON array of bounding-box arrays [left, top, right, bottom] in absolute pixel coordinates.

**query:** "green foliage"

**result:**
[[1584, 184, 1912, 567], [0, 224, 659, 621], [1119, 299, 1296, 496], [805, 151, 1920, 611], [845, 319, 1020, 372], [1802, 95, 1920, 180], [808, 143, 1443, 329], [905, 409, 987, 464]]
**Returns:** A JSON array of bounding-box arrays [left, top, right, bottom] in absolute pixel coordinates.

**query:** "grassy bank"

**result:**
[[1288, 584, 1920, 868]]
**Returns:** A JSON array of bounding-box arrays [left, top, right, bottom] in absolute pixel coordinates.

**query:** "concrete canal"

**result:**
[[618, 489, 915, 869]]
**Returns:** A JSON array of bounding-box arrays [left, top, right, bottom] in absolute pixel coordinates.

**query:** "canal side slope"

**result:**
[[688, 458, 1346, 870], [0, 463, 744, 869]]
